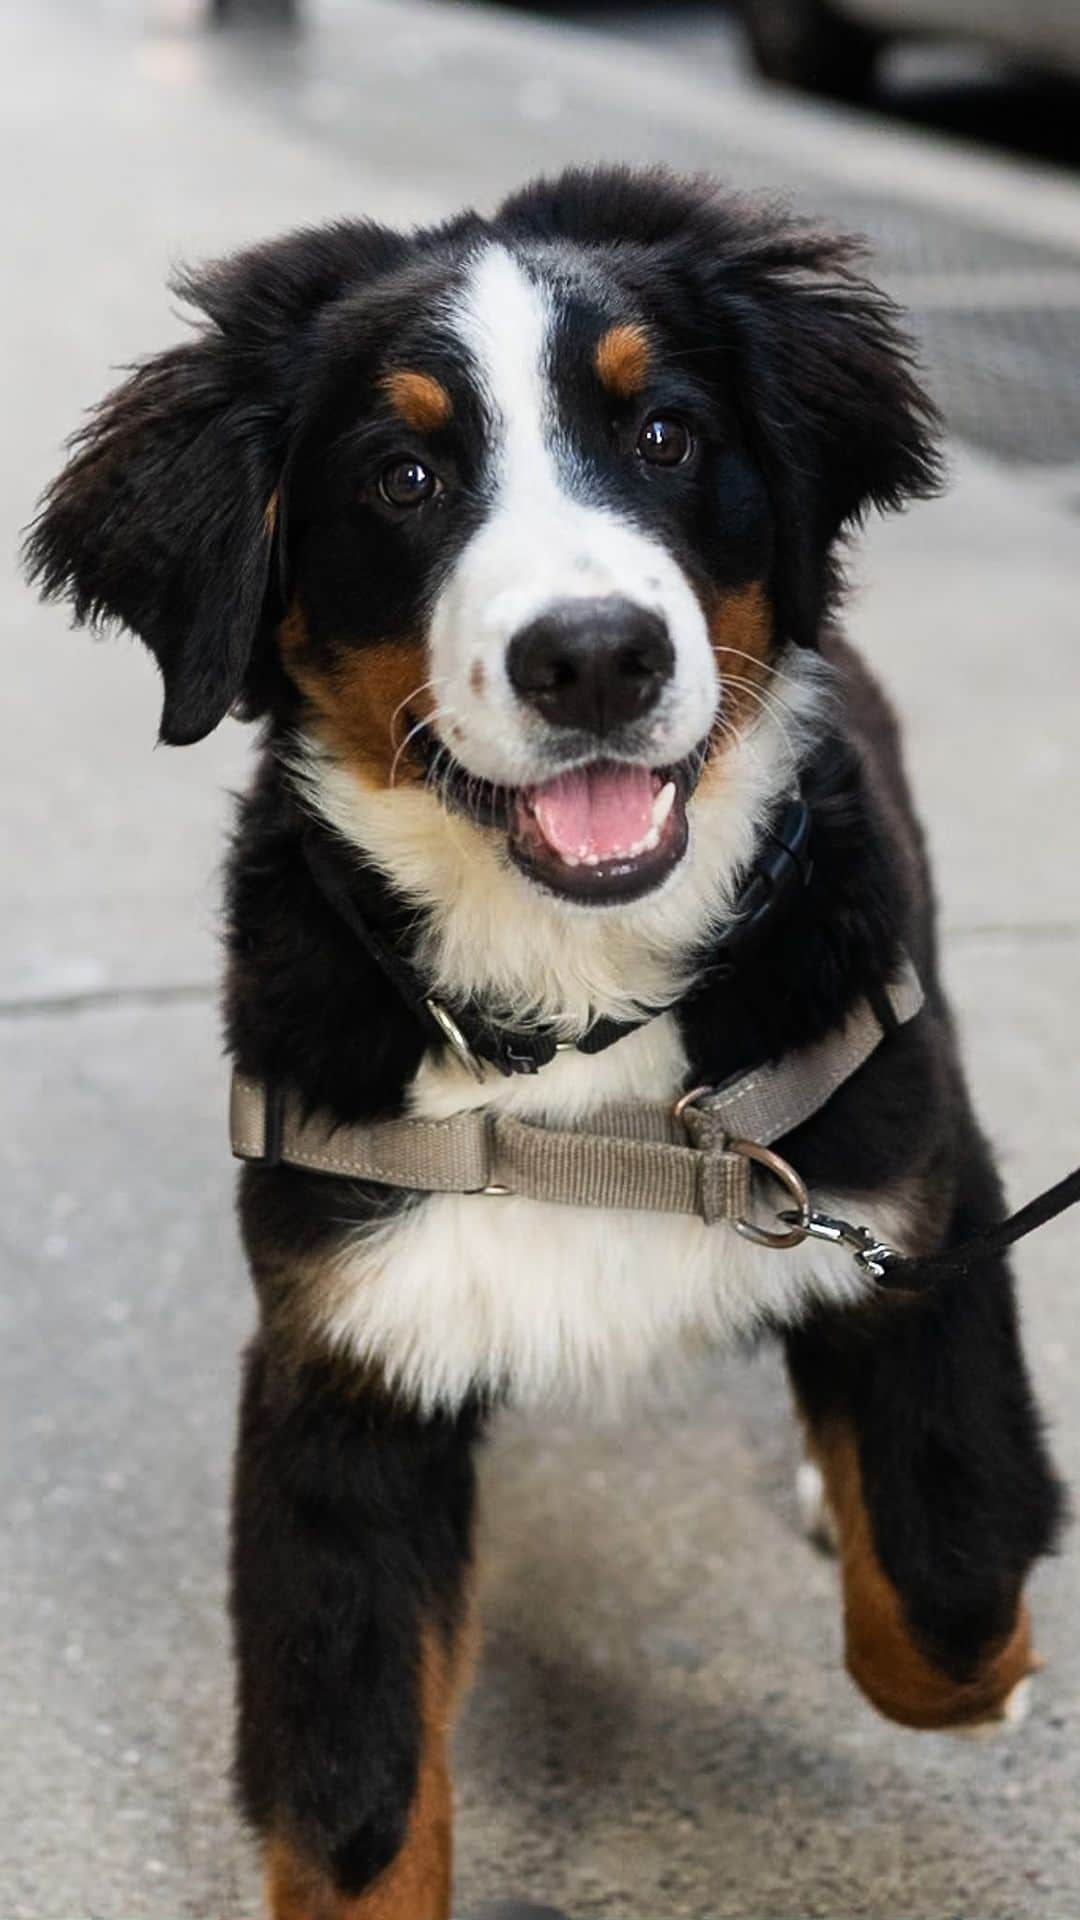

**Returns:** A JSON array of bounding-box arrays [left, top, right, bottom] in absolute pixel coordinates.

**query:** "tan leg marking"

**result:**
[[812, 1420, 1036, 1731], [279, 607, 433, 788], [264, 1618, 469, 1920]]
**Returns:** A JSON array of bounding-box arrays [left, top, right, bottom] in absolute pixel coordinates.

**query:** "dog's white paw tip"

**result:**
[[796, 1460, 837, 1552], [945, 1676, 1033, 1742], [1003, 1675, 1032, 1726]]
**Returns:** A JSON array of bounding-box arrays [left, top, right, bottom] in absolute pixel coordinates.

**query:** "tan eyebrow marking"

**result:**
[[383, 369, 453, 433], [594, 323, 651, 398]]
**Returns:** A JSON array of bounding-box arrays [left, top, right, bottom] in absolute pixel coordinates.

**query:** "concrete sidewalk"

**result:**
[[2, 3, 1078, 1915]]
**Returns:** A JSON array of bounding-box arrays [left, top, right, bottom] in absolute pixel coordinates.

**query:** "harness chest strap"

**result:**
[[230, 959, 924, 1230]]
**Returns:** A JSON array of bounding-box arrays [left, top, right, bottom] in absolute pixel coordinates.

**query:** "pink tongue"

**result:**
[[531, 764, 655, 862]]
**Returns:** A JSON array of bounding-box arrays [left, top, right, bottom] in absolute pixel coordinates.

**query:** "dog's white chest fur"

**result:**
[[301, 656, 906, 1415], [319, 1016, 883, 1414]]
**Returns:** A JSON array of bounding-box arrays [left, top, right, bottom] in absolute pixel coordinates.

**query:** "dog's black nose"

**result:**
[[506, 597, 674, 736]]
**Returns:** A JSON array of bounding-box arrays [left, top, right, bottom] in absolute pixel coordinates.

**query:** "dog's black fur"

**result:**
[[27, 169, 1062, 1916]]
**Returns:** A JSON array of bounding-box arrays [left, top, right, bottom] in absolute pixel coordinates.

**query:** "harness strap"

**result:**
[[230, 1079, 753, 1223], [230, 958, 924, 1226], [690, 956, 923, 1146]]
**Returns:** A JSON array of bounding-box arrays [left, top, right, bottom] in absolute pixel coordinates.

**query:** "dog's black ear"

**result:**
[[25, 339, 283, 746], [24, 222, 405, 744], [705, 217, 943, 642]]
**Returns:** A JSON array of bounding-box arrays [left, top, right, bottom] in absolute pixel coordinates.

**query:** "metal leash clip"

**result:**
[[778, 1209, 901, 1279]]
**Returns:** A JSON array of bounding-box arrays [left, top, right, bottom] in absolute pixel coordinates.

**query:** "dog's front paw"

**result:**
[[796, 1459, 838, 1554], [942, 1673, 1035, 1742]]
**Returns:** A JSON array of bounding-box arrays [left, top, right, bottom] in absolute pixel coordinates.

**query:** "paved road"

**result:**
[[2, 2, 1079, 1916], [529, 0, 1080, 168], [525, 2, 746, 76]]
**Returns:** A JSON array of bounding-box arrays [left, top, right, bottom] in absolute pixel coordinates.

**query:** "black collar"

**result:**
[[302, 798, 813, 1079]]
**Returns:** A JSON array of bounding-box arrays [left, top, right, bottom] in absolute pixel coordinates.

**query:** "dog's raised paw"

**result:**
[[943, 1675, 1034, 1742]]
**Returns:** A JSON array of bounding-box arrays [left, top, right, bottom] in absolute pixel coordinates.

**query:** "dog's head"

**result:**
[[27, 169, 939, 910]]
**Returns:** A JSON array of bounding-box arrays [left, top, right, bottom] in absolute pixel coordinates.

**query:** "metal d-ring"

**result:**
[[672, 1083, 711, 1126], [425, 998, 487, 1084], [728, 1137, 811, 1250]]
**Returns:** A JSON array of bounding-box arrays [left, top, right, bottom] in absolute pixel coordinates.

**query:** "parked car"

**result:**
[[737, 0, 1080, 100]]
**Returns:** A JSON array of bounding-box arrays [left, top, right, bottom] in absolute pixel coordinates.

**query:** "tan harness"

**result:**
[[231, 958, 924, 1249]]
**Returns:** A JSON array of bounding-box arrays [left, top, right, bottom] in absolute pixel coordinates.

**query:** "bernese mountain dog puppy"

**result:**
[[28, 168, 1062, 1920]]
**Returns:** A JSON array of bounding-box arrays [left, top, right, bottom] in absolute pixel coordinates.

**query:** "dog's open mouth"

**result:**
[[510, 761, 689, 902], [417, 728, 700, 904]]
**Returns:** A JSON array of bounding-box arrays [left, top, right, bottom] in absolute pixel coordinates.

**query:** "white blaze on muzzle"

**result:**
[[427, 245, 718, 791]]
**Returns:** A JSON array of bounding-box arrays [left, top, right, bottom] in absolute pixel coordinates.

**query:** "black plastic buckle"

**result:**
[[727, 799, 813, 956], [496, 1031, 560, 1076], [502, 1047, 542, 1075]]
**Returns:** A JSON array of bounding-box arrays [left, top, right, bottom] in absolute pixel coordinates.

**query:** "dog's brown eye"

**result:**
[[378, 458, 440, 508], [636, 416, 693, 468]]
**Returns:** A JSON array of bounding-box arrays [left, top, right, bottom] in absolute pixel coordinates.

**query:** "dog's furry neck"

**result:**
[[287, 646, 830, 1039]]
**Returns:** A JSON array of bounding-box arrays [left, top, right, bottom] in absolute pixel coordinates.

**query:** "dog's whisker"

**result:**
[[389, 713, 436, 790], [720, 673, 803, 775], [391, 689, 473, 793], [422, 742, 452, 800], [388, 683, 446, 790], [712, 708, 773, 791], [713, 642, 800, 691], [386, 672, 445, 737]]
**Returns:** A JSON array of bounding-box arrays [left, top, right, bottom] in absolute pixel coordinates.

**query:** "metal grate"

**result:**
[[911, 302, 1080, 465], [683, 164, 1080, 467]]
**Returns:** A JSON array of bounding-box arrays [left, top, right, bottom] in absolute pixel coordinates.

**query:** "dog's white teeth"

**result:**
[[583, 853, 601, 867], [601, 825, 662, 861], [652, 781, 676, 832], [563, 852, 580, 868]]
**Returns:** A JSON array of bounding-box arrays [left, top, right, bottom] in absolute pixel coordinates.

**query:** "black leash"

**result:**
[[785, 1164, 1080, 1294], [878, 1164, 1080, 1293]]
